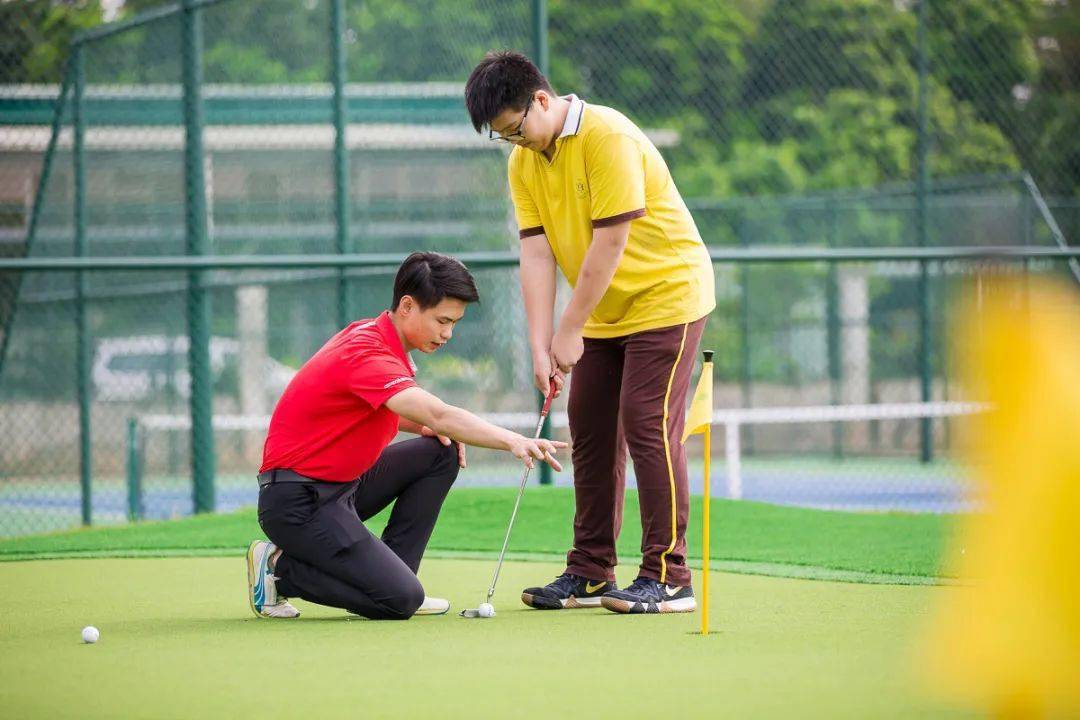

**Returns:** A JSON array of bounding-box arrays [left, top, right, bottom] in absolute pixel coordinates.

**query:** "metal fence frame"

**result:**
[[2, 0, 1078, 527], [3, 246, 1079, 526], [3, 0, 555, 514]]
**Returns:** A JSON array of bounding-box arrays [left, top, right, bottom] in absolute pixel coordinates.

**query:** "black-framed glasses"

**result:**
[[488, 101, 531, 143]]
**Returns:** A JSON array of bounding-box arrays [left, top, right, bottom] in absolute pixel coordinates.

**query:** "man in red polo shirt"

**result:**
[[247, 252, 566, 620]]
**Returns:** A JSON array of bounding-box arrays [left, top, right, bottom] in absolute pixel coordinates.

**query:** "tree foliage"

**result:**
[[3, 0, 1075, 197]]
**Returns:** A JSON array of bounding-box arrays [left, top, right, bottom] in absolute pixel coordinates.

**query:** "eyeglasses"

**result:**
[[488, 101, 531, 143]]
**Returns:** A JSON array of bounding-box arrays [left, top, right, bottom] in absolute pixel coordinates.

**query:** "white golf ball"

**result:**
[[81, 626, 99, 644], [477, 603, 496, 618]]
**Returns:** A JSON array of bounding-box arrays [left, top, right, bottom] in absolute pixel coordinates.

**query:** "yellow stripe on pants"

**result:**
[[658, 323, 689, 584]]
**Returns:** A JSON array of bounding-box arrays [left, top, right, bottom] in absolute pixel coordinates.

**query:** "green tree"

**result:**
[[1026, 0, 1080, 199], [0, 0, 103, 82], [928, 0, 1038, 130], [108, 0, 329, 83], [548, 0, 751, 197], [740, 0, 916, 141], [737, 0, 1019, 195], [347, 0, 528, 82], [550, 0, 749, 127]]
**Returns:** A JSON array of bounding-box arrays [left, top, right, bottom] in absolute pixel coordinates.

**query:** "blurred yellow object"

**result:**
[[925, 279, 1080, 717]]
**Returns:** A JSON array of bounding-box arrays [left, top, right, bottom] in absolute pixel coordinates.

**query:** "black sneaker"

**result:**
[[600, 576, 696, 614], [521, 573, 617, 610]]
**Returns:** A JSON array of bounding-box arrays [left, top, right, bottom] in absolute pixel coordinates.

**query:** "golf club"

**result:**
[[460, 378, 558, 618]]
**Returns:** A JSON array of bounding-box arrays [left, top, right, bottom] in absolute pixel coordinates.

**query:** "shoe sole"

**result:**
[[246, 541, 301, 619], [521, 593, 603, 610], [245, 540, 263, 619], [414, 605, 451, 616], [600, 596, 697, 614]]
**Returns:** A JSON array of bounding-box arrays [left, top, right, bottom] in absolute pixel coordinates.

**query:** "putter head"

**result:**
[[459, 608, 481, 618]]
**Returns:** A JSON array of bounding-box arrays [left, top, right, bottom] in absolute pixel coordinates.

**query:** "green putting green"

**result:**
[[0, 488, 957, 583], [0, 556, 971, 719]]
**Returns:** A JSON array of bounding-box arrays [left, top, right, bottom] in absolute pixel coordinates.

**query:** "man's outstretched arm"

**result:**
[[385, 386, 565, 470]]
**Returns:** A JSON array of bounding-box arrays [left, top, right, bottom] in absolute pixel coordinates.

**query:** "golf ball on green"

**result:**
[[478, 603, 495, 618], [81, 626, 99, 644]]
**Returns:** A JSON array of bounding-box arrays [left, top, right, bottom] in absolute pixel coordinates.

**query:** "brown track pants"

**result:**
[[564, 316, 706, 587]]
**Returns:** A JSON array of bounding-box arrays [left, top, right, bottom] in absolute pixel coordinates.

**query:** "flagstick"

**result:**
[[702, 421, 711, 636], [683, 349, 714, 637], [700, 350, 714, 636]]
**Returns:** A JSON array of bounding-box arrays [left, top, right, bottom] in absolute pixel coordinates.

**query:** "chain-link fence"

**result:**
[[3, 254, 1077, 535], [1, 0, 1078, 536], [551, 0, 1080, 231]]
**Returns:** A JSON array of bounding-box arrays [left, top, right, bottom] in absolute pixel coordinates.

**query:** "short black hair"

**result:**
[[392, 252, 480, 311], [464, 50, 555, 133]]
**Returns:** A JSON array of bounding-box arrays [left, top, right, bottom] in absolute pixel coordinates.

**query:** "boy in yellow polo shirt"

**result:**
[[465, 51, 715, 614]]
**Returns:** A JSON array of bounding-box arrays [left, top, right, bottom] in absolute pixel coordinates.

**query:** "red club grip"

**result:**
[[540, 376, 557, 417]]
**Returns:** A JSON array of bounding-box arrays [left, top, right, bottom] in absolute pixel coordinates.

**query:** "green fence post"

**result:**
[[1021, 178, 1033, 248], [126, 417, 143, 521], [916, 0, 933, 464], [332, 0, 351, 329], [532, 0, 549, 75], [738, 215, 754, 454], [74, 43, 92, 526], [825, 203, 842, 460], [918, 258, 932, 460], [165, 339, 180, 475], [1021, 180, 1032, 310], [182, 0, 216, 513], [0, 70, 72, 378]]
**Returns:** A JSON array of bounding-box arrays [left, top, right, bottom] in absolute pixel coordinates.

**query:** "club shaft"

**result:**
[[486, 406, 550, 601]]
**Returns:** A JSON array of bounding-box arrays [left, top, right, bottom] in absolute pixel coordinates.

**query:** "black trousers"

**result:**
[[257, 437, 459, 620]]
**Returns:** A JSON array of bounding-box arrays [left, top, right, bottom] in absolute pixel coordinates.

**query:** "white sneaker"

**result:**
[[260, 600, 301, 619], [246, 540, 301, 619], [414, 596, 450, 616]]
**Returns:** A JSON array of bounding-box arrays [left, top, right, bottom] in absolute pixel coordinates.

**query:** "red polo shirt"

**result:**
[[260, 312, 417, 482]]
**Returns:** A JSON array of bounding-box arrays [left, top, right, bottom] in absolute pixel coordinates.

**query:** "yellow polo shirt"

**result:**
[[508, 96, 715, 339]]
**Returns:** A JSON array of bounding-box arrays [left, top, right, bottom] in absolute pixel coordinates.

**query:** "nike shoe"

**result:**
[[521, 572, 616, 610], [600, 576, 696, 614], [414, 596, 451, 616], [246, 540, 301, 619]]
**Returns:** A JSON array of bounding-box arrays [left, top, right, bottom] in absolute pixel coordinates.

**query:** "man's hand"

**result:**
[[420, 425, 467, 468], [531, 353, 566, 397], [550, 324, 584, 374], [506, 434, 567, 471]]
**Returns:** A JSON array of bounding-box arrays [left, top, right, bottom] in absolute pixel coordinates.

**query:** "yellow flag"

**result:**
[[682, 353, 714, 443], [924, 278, 1080, 716]]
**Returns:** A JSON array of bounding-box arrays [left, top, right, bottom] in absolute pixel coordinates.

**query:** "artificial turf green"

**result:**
[[0, 488, 956, 582], [0, 556, 972, 719]]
